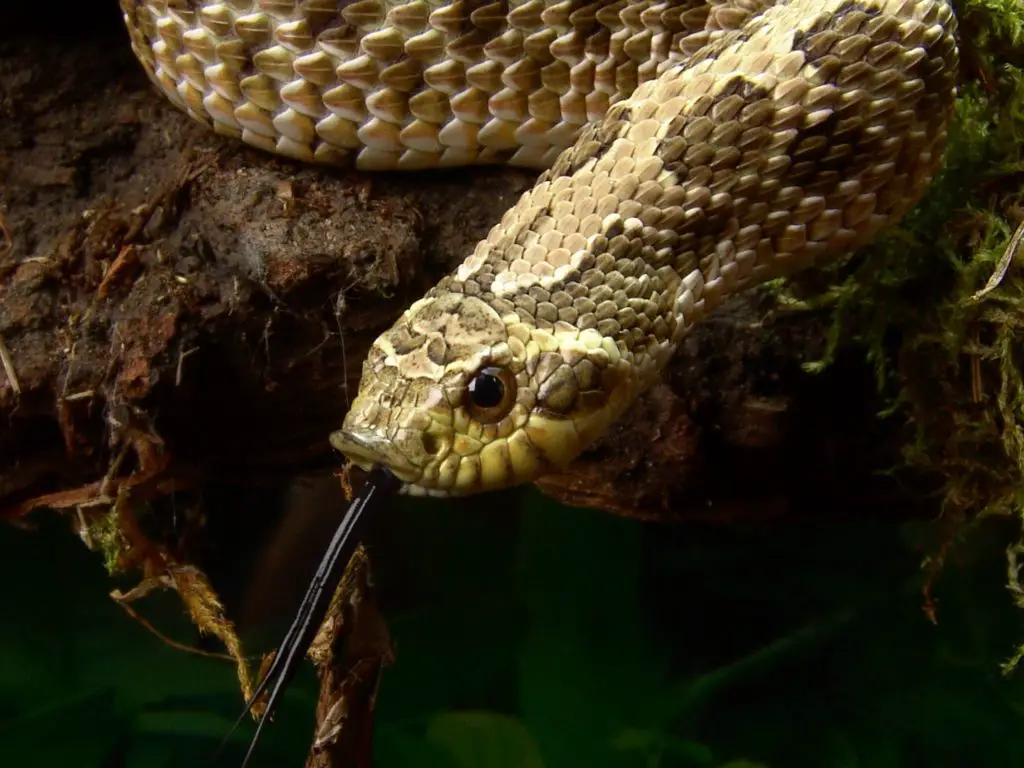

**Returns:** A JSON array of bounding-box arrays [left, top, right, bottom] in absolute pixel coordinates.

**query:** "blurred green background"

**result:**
[[2, 486, 1024, 768]]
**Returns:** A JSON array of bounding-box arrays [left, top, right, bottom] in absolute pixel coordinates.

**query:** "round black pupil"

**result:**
[[469, 370, 505, 409]]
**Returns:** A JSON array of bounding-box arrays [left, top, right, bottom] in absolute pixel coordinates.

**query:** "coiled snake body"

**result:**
[[122, 0, 960, 497]]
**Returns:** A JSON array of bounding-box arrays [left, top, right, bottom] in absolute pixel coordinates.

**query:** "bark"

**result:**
[[0, 10, 535, 516]]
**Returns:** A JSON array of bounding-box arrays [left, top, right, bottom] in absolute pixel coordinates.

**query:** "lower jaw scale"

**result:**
[[406, 486, 458, 498], [390, 467, 421, 486]]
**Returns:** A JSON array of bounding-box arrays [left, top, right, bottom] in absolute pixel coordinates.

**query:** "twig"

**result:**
[[175, 345, 198, 386], [332, 288, 352, 410], [99, 443, 132, 499], [111, 577, 239, 663], [970, 218, 1024, 303], [3, 480, 108, 517], [0, 210, 12, 262], [60, 341, 79, 398], [1007, 541, 1024, 602], [0, 333, 20, 396], [971, 328, 982, 403], [62, 389, 96, 402]]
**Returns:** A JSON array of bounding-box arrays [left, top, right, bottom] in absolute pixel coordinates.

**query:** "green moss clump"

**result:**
[[85, 503, 133, 577], [779, 0, 1024, 666]]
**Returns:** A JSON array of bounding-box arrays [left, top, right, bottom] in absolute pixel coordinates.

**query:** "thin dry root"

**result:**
[[111, 576, 239, 663], [170, 563, 258, 702]]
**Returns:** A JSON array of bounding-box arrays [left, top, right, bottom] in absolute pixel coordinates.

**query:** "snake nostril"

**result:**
[[422, 432, 442, 456]]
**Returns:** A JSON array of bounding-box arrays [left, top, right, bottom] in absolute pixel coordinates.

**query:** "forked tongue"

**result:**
[[215, 465, 400, 767]]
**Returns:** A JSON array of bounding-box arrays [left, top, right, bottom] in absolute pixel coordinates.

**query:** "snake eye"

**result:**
[[465, 366, 516, 423]]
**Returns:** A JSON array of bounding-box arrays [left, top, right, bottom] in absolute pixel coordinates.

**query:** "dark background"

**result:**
[[2, 482, 1024, 768]]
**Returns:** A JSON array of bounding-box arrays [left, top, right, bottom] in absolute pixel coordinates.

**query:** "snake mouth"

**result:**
[[329, 429, 465, 498], [329, 429, 419, 483]]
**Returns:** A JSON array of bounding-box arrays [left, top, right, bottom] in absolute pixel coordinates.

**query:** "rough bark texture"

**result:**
[[0, 6, 535, 514], [0, 5, 929, 528]]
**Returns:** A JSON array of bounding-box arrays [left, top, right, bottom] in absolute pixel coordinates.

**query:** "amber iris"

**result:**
[[465, 366, 516, 423]]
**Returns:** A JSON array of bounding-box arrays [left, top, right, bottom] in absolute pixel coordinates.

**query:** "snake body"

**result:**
[[123, 0, 742, 170], [122, 0, 960, 497]]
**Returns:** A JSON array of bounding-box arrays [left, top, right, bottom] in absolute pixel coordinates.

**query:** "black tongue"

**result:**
[[218, 465, 400, 768]]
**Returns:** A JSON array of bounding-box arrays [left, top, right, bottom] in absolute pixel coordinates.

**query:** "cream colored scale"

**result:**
[[121, 0, 711, 170]]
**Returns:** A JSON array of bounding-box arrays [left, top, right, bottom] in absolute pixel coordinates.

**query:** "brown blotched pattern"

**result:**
[[120, 1, 959, 495]]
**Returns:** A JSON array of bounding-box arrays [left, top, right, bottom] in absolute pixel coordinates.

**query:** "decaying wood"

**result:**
[[306, 546, 393, 768]]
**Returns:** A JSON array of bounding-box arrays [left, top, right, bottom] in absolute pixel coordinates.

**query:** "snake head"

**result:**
[[331, 289, 639, 496]]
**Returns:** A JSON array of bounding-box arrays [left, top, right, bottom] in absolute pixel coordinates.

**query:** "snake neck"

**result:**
[[436, 0, 957, 383]]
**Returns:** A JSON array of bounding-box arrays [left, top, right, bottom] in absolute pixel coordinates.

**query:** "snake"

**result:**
[[121, 0, 961, 498]]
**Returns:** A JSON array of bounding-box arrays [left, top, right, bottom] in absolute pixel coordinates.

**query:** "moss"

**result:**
[[87, 503, 133, 577], [779, 0, 1024, 665]]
